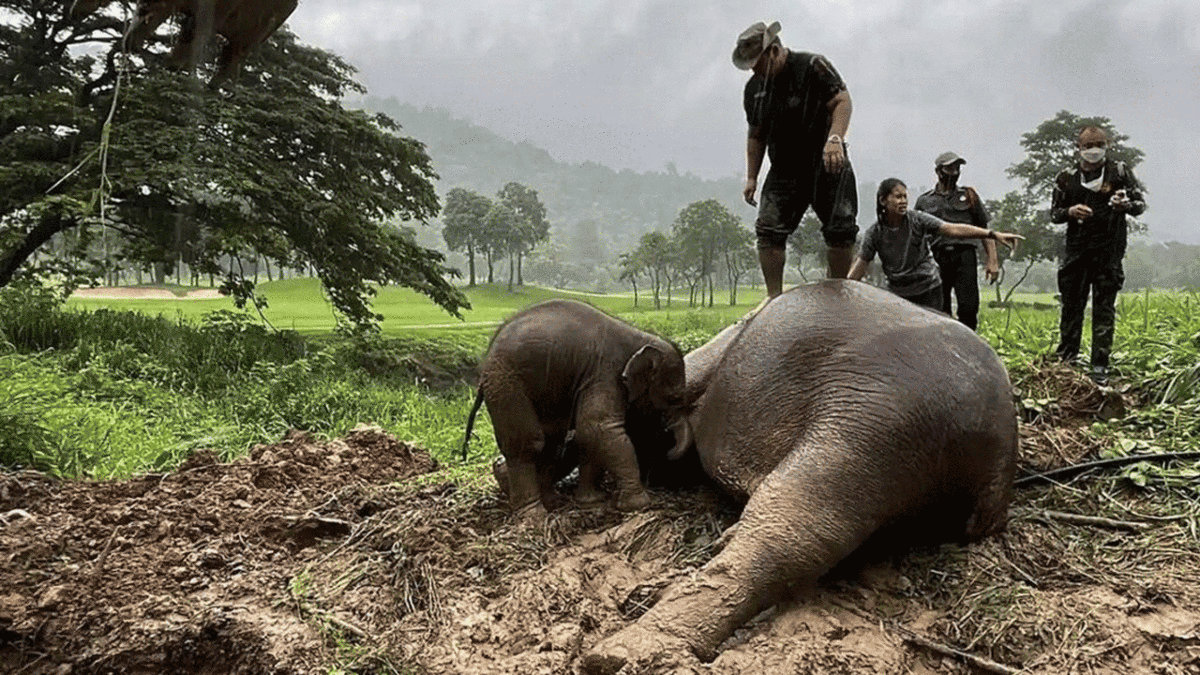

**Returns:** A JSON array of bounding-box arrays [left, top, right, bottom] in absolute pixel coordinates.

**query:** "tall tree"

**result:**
[[714, 220, 755, 305], [673, 199, 737, 307], [636, 230, 673, 310], [497, 181, 550, 286], [984, 190, 1061, 304], [618, 250, 644, 308], [480, 202, 518, 287], [0, 1, 466, 326], [442, 187, 492, 286]]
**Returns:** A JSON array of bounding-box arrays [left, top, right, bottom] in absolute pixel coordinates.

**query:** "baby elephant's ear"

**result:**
[[622, 344, 663, 401]]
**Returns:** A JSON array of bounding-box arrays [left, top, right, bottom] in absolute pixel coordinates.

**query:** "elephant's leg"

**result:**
[[486, 385, 548, 517], [533, 430, 571, 511], [574, 460, 606, 505], [574, 393, 650, 512], [582, 442, 880, 672]]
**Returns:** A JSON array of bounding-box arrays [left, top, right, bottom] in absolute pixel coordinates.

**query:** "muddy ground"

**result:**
[[2, 373, 1199, 675]]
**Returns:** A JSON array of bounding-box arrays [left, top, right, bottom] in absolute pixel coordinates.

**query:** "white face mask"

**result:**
[[1080, 147, 1106, 164]]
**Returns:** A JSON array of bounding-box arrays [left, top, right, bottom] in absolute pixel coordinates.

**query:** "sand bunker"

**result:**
[[72, 287, 224, 300]]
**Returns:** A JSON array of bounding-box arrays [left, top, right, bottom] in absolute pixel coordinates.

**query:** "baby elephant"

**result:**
[[463, 299, 691, 519]]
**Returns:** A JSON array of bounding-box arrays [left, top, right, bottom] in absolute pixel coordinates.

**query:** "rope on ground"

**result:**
[[1014, 451, 1200, 488]]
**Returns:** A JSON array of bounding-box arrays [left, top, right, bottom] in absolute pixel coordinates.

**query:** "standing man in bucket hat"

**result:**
[[914, 151, 999, 330], [734, 20, 858, 298]]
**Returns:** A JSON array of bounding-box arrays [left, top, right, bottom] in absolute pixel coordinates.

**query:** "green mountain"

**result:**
[[360, 97, 745, 257]]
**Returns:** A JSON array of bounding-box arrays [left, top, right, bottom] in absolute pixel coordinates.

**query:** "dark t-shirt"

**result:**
[[743, 51, 846, 177], [858, 210, 944, 296], [914, 186, 989, 250], [1049, 160, 1146, 256]]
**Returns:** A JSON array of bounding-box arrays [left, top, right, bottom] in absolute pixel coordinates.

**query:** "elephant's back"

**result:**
[[482, 300, 633, 414], [694, 280, 1015, 500]]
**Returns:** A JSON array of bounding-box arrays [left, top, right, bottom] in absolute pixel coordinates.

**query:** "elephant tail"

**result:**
[[461, 387, 486, 461]]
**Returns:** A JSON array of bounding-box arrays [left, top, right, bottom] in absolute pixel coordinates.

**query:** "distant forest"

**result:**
[[360, 97, 746, 289]]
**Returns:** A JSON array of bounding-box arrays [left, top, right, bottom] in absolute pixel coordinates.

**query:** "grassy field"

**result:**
[[5, 280, 1197, 481], [67, 278, 764, 334]]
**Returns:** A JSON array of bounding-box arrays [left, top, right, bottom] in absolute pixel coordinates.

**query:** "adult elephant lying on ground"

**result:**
[[583, 280, 1018, 673]]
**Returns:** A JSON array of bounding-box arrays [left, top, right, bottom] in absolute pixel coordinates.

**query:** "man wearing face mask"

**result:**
[[1050, 125, 1147, 385], [734, 20, 858, 298], [914, 152, 999, 330]]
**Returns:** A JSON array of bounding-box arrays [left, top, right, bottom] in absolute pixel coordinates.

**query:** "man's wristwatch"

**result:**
[[826, 134, 841, 146]]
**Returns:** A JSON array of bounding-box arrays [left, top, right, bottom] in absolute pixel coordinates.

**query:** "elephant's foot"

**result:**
[[615, 487, 651, 512], [581, 623, 701, 675], [575, 482, 607, 506]]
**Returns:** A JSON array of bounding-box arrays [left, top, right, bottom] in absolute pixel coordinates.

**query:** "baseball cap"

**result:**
[[935, 151, 966, 167]]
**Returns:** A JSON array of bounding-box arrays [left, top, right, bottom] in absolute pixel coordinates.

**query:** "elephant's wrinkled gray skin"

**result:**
[[463, 299, 692, 520], [583, 280, 1017, 673]]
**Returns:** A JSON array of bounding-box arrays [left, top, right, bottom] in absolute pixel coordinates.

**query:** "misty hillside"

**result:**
[[361, 97, 746, 252]]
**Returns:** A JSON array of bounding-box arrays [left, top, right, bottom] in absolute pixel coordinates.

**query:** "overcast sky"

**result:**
[[285, 0, 1199, 242]]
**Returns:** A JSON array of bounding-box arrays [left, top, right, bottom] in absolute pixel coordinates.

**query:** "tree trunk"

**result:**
[[467, 243, 477, 287], [1002, 259, 1038, 305], [507, 252, 515, 292], [517, 251, 524, 286], [0, 211, 76, 288]]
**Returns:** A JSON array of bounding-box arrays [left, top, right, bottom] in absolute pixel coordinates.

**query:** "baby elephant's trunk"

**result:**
[[667, 416, 693, 460]]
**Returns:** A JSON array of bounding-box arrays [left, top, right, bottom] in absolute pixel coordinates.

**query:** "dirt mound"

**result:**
[[1015, 359, 1131, 473], [4, 423, 1198, 675], [1, 426, 435, 675]]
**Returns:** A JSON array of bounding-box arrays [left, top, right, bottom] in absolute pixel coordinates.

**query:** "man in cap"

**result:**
[[913, 152, 998, 330], [734, 20, 857, 298]]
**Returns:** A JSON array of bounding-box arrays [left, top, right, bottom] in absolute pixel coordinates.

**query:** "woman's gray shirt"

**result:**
[[858, 210, 944, 297]]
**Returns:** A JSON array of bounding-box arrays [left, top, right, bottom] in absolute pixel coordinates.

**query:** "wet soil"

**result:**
[[2, 421, 1198, 675]]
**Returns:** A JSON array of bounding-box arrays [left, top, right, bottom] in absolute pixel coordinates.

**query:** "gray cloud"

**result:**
[[287, 0, 1200, 242]]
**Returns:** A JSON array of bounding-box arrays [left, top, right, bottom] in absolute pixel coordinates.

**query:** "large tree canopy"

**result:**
[[0, 0, 468, 325]]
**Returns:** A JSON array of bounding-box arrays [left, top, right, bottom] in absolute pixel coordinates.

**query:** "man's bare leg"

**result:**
[[759, 247, 786, 297], [826, 244, 853, 279]]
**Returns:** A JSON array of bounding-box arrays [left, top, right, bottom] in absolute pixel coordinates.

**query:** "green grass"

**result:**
[[66, 278, 766, 334], [10, 280, 1200, 481]]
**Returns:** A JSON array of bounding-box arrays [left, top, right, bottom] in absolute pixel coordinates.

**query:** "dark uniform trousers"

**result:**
[[1055, 246, 1125, 368], [932, 245, 980, 330]]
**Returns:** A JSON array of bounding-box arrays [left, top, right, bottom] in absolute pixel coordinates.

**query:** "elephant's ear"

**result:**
[[622, 344, 663, 401]]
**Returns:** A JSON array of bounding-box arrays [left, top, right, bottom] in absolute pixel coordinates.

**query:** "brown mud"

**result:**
[[3, 381, 1199, 674]]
